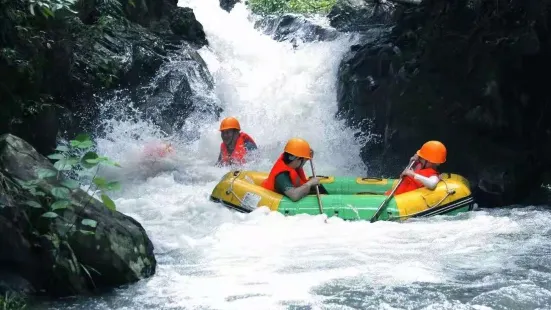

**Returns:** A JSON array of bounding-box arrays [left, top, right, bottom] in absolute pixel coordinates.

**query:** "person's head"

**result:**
[[282, 138, 312, 169], [219, 117, 241, 145], [416, 140, 447, 168]]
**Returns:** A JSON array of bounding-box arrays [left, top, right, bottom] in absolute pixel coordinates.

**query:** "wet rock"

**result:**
[[101, 43, 222, 139], [255, 14, 340, 44], [0, 134, 156, 297], [336, 0, 551, 207], [327, 0, 399, 32], [220, 0, 241, 12], [169, 7, 208, 46], [0, 0, 208, 156]]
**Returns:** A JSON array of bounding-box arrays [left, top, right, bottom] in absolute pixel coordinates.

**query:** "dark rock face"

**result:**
[[336, 0, 551, 207], [327, 0, 399, 32], [220, 0, 241, 12], [101, 44, 222, 138], [254, 14, 340, 44], [0, 0, 208, 156], [169, 7, 208, 45], [0, 134, 156, 297]]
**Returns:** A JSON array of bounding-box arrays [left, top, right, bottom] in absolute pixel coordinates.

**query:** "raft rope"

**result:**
[[225, 172, 247, 207], [388, 178, 456, 220], [348, 204, 361, 220]]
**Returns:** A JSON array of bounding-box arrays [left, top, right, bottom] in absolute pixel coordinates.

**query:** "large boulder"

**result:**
[[336, 0, 551, 207], [0, 0, 207, 156], [0, 134, 156, 297], [97, 42, 222, 140]]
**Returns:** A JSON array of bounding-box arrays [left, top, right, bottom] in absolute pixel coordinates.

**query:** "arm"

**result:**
[[275, 172, 315, 202], [244, 139, 257, 151], [284, 182, 315, 202], [413, 174, 440, 190]]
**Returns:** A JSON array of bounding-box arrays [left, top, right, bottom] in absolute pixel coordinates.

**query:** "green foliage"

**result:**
[[247, 0, 336, 15], [0, 0, 130, 134], [28, 0, 77, 18], [18, 133, 121, 236], [0, 292, 26, 310]]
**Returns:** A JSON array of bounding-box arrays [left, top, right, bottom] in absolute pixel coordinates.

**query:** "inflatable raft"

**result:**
[[209, 170, 476, 221]]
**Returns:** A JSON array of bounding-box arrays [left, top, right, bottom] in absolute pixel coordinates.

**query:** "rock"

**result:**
[[0, 134, 156, 297], [0, 0, 208, 157], [70, 15, 168, 92], [327, 0, 398, 32], [336, 0, 551, 207], [6, 105, 64, 156], [220, 0, 241, 12], [0, 219, 38, 297], [254, 14, 340, 44], [169, 7, 208, 46], [99, 43, 222, 140]]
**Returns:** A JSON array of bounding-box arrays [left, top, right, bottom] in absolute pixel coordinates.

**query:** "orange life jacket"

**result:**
[[220, 132, 256, 165], [262, 153, 308, 192], [386, 166, 439, 196]]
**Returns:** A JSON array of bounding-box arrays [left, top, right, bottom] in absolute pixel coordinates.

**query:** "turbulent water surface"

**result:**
[[39, 0, 551, 309]]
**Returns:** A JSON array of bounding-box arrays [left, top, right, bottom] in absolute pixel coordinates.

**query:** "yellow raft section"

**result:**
[[210, 170, 474, 220]]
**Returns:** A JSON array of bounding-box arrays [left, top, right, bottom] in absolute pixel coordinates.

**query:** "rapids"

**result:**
[[39, 0, 551, 309]]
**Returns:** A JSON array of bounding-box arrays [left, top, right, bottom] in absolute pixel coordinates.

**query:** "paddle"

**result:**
[[369, 160, 417, 223], [309, 159, 326, 221]]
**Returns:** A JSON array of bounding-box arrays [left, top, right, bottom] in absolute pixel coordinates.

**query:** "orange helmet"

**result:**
[[416, 140, 447, 164], [219, 117, 241, 131], [284, 138, 311, 159]]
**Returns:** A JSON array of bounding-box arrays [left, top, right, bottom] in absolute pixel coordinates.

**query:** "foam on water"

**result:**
[[39, 0, 551, 309]]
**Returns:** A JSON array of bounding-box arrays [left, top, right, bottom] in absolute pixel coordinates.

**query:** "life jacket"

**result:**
[[262, 153, 308, 192], [386, 166, 439, 196], [220, 132, 256, 166]]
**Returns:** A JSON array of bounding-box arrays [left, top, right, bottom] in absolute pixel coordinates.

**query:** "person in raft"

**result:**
[[216, 116, 258, 167], [142, 141, 174, 159], [387, 140, 447, 195], [262, 138, 327, 202]]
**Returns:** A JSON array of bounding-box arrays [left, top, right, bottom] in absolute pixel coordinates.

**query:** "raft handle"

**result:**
[[312, 175, 330, 179], [225, 171, 240, 195], [361, 177, 383, 181]]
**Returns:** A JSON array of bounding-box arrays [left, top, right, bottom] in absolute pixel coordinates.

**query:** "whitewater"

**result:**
[[41, 0, 551, 309]]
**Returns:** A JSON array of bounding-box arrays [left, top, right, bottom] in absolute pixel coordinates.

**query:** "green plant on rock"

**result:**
[[17, 133, 121, 236], [247, 0, 336, 15]]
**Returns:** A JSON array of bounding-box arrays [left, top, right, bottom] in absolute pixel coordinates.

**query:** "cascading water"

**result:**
[[40, 0, 551, 309]]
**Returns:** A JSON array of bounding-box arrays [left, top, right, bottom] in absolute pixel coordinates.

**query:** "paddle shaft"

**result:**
[[309, 159, 324, 215], [369, 160, 416, 223]]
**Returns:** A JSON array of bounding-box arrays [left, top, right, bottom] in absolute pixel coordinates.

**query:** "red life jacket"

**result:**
[[220, 132, 256, 165], [262, 153, 308, 192], [386, 166, 439, 196]]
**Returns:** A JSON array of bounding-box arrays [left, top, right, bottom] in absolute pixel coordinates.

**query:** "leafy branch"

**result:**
[[17, 133, 121, 237], [28, 0, 78, 18]]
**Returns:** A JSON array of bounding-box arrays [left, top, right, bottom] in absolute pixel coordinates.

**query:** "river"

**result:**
[[40, 0, 551, 309]]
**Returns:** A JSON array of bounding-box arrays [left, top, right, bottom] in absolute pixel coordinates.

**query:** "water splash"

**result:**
[[38, 0, 551, 309]]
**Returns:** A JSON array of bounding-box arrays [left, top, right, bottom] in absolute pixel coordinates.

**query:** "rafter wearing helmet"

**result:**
[[262, 138, 326, 202], [217, 117, 258, 167], [386, 140, 447, 196]]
